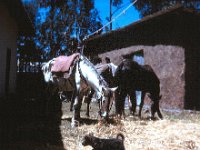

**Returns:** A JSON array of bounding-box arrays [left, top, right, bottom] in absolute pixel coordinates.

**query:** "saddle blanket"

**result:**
[[51, 53, 80, 72]]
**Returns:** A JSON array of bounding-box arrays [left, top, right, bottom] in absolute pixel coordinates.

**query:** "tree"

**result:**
[[17, 36, 42, 72], [133, 0, 200, 17], [17, 0, 42, 69], [109, 0, 123, 30], [23, 0, 102, 60]]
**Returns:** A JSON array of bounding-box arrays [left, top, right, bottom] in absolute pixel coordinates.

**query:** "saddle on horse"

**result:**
[[51, 53, 80, 79]]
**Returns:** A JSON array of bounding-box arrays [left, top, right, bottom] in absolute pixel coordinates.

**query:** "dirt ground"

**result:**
[[60, 101, 200, 150], [1, 98, 200, 150]]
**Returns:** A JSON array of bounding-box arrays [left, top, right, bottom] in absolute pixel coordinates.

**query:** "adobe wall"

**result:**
[[0, 2, 18, 96], [98, 45, 185, 109]]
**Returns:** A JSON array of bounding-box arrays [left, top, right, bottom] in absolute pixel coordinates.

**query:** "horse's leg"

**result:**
[[150, 100, 157, 120], [103, 91, 112, 120], [71, 65, 82, 128], [155, 100, 163, 119], [109, 92, 115, 112], [150, 93, 163, 120], [115, 90, 126, 118], [121, 92, 127, 118], [138, 91, 146, 118], [86, 99, 90, 117], [71, 93, 82, 127], [86, 89, 94, 117], [129, 91, 136, 115], [150, 99, 163, 119], [155, 93, 163, 119], [70, 90, 75, 111], [157, 105, 163, 119]]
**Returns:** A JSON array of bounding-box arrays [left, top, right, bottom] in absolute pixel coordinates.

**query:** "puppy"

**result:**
[[82, 133, 125, 150]]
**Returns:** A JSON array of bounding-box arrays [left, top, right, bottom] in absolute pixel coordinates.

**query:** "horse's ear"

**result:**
[[109, 87, 118, 92], [102, 87, 117, 96], [102, 87, 109, 96]]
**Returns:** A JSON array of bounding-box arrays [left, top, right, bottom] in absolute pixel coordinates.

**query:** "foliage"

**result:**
[[17, 37, 42, 62], [113, 0, 123, 8], [21, 0, 102, 60], [133, 0, 200, 17], [17, 1, 39, 64]]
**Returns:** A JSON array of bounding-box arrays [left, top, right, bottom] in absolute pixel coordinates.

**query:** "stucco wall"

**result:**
[[98, 45, 185, 109], [0, 2, 18, 96]]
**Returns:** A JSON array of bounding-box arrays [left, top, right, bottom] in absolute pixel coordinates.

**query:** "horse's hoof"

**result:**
[[116, 114, 125, 120], [150, 117, 157, 121], [158, 114, 163, 120], [85, 114, 90, 118], [101, 111, 107, 117], [98, 118, 108, 126], [71, 120, 80, 128], [98, 120, 104, 127], [130, 112, 137, 116]]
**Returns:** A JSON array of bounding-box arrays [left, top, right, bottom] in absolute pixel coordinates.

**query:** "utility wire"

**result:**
[[83, 0, 138, 41]]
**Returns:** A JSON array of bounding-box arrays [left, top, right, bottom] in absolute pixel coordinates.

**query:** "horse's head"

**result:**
[[99, 86, 117, 118], [102, 87, 117, 98]]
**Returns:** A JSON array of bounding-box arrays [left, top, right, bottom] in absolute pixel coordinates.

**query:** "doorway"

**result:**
[[132, 50, 144, 106]]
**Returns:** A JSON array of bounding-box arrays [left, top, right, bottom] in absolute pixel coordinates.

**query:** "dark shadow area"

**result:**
[[0, 72, 64, 150], [80, 118, 99, 126], [184, 47, 200, 110]]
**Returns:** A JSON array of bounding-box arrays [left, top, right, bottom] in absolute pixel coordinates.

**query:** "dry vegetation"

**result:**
[[60, 102, 200, 150], [2, 97, 200, 150]]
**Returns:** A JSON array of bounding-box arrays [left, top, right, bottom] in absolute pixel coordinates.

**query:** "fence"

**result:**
[[17, 61, 42, 73]]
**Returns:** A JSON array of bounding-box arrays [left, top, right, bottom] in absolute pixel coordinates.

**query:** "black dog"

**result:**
[[82, 133, 125, 150]]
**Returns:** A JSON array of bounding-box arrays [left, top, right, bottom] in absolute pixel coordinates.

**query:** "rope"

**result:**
[[83, 0, 138, 41]]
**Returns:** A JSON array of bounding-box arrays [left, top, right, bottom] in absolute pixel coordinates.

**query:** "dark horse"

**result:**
[[114, 59, 163, 119]]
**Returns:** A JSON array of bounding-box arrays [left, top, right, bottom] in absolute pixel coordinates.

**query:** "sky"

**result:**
[[94, 0, 140, 30], [22, 0, 140, 31]]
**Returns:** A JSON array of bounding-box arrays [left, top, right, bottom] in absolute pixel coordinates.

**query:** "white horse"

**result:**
[[72, 55, 117, 127], [42, 54, 117, 127]]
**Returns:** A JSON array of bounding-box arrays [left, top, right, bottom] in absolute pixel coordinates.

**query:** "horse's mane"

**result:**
[[80, 55, 96, 69], [80, 55, 108, 87], [41, 58, 55, 72]]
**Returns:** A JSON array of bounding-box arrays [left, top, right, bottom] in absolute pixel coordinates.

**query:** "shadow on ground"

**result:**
[[0, 94, 64, 150]]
